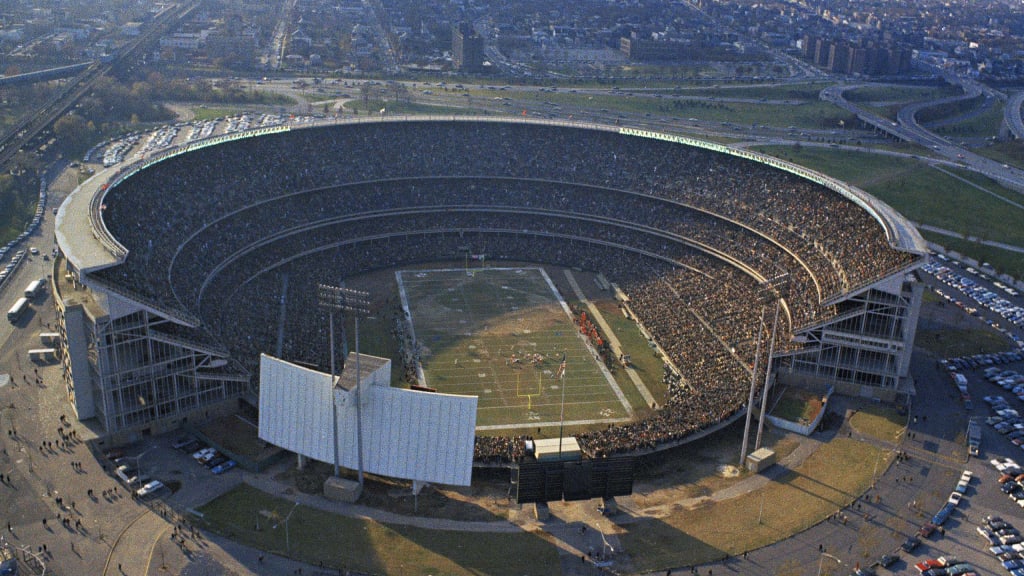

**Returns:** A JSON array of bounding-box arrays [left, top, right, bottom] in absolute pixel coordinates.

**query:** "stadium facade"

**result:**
[[52, 117, 927, 448]]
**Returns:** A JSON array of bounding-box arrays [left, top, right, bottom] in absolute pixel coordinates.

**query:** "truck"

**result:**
[[968, 418, 981, 456]]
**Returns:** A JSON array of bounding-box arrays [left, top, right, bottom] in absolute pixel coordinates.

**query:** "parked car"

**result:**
[[136, 480, 165, 497], [211, 460, 237, 475], [205, 455, 228, 469], [879, 553, 899, 567], [172, 436, 196, 450], [179, 440, 204, 454]]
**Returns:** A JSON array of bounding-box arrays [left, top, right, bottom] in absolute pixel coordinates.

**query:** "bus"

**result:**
[[7, 297, 29, 323], [24, 278, 44, 299], [40, 332, 60, 346]]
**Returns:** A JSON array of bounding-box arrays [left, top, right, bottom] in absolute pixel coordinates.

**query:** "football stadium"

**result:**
[[53, 117, 927, 470]]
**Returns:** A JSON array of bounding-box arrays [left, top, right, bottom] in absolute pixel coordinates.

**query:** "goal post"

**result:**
[[515, 371, 543, 411]]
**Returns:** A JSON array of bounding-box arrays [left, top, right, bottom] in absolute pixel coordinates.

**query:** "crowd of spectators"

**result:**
[[86, 119, 922, 462]]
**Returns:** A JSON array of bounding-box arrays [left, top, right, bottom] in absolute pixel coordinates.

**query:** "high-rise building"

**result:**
[[452, 22, 484, 72]]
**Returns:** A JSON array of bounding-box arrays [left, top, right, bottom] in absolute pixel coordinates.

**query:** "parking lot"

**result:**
[[891, 351, 1024, 576], [96, 432, 247, 510]]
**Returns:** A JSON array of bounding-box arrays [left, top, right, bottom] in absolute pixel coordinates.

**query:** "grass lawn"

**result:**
[[197, 484, 560, 576], [343, 98, 485, 116], [659, 82, 832, 101], [191, 106, 243, 121], [972, 140, 1024, 171], [844, 84, 961, 105], [933, 101, 1005, 138], [945, 166, 1024, 206], [770, 387, 825, 424], [915, 326, 1014, 358], [518, 91, 853, 130], [617, 437, 887, 572], [848, 404, 905, 443]]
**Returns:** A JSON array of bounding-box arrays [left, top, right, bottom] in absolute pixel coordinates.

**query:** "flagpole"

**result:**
[[558, 352, 566, 459]]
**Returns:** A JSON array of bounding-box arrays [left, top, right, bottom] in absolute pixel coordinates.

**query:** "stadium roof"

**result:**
[[337, 351, 390, 391], [55, 167, 123, 274]]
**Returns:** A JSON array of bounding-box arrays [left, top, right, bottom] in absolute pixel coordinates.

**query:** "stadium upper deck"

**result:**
[[56, 117, 926, 285]]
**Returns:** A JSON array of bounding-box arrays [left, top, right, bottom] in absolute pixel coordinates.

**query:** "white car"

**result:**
[[961, 470, 973, 483], [136, 480, 164, 497], [192, 447, 216, 462], [948, 492, 963, 506], [992, 458, 1020, 472]]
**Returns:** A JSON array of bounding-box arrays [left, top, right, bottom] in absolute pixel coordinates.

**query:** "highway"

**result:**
[[1005, 91, 1024, 141], [821, 83, 1024, 193], [0, 2, 199, 170]]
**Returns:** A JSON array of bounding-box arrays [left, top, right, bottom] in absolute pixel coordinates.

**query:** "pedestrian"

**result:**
[[42, 518, 46, 527]]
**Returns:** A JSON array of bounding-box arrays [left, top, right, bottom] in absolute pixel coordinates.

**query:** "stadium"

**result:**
[[53, 117, 927, 468]]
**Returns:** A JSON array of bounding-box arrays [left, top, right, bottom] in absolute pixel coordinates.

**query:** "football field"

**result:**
[[396, 267, 633, 432]]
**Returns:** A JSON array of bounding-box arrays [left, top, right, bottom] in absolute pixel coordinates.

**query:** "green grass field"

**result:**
[[844, 84, 961, 104], [197, 483, 561, 576], [398, 267, 633, 432], [618, 437, 889, 571]]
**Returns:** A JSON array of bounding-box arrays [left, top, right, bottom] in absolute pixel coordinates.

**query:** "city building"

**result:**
[[451, 22, 483, 72]]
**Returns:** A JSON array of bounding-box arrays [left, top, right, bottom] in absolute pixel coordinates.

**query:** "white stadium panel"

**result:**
[[258, 354, 334, 464], [337, 387, 478, 487], [259, 353, 478, 487]]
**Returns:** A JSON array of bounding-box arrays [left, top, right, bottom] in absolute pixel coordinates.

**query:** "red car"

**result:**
[[915, 559, 942, 573]]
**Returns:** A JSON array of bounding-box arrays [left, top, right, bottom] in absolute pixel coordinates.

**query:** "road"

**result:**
[[1005, 91, 1024, 141], [821, 83, 1024, 192]]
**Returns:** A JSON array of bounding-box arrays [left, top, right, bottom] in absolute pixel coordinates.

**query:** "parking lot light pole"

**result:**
[[133, 447, 157, 481], [284, 501, 299, 555]]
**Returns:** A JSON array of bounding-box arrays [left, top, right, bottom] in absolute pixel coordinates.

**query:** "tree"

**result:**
[[53, 113, 94, 154]]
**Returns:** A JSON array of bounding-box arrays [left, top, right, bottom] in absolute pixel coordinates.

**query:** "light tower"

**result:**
[[318, 283, 371, 486]]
